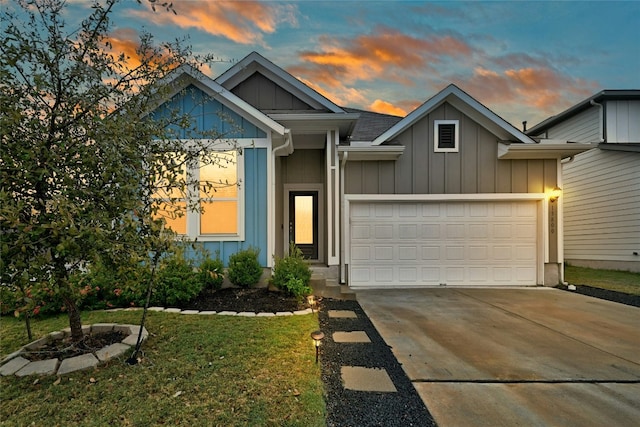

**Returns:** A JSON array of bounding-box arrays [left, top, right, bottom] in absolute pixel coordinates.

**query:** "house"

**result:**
[[149, 52, 591, 288], [527, 90, 640, 273]]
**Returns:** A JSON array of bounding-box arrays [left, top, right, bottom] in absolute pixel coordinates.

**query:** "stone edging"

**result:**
[[0, 324, 148, 378], [144, 306, 314, 317]]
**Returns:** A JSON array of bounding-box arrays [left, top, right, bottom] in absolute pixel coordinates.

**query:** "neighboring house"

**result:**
[[528, 90, 640, 273], [149, 52, 590, 288]]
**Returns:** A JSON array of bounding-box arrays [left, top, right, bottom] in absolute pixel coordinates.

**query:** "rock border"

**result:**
[[143, 307, 314, 317], [0, 324, 148, 377], [1, 307, 315, 378]]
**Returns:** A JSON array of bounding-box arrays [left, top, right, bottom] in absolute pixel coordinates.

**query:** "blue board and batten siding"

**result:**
[[153, 84, 270, 266], [154, 85, 266, 139]]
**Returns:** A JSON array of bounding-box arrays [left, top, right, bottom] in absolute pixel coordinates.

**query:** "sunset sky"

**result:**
[[58, 1, 640, 127]]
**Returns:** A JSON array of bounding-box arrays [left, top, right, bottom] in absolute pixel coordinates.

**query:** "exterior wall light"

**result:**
[[549, 186, 562, 202], [311, 330, 324, 364]]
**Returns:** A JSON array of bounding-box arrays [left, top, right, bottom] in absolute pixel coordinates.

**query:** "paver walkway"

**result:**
[[319, 299, 435, 426]]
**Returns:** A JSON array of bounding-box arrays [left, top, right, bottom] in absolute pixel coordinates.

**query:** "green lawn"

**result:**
[[565, 265, 640, 296], [0, 310, 325, 426]]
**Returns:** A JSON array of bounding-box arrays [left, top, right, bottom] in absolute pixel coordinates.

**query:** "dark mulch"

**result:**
[[318, 298, 436, 427], [557, 284, 640, 308], [23, 331, 126, 362], [177, 287, 309, 313]]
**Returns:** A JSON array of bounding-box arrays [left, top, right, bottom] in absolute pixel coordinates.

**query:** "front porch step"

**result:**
[[310, 276, 357, 301]]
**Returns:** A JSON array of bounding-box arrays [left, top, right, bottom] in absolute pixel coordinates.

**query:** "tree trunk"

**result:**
[[62, 294, 84, 343], [24, 312, 33, 341]]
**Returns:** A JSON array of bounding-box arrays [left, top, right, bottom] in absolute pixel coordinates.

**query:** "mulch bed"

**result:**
[[23, 331, 126, 362], [177, 286, 309, 313]]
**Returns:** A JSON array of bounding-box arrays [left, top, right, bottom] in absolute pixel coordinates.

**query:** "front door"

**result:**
[[289, 191, 319, 259]]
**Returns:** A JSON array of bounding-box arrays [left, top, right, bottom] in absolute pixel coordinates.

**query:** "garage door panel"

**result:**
[[375, 246, 394, 260], [350, 201, 538, 287], [421, 224, 440, 238], [399, 224, 418, 239]]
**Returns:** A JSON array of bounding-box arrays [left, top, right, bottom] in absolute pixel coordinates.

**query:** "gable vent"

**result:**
[[434, 120, 459, 152], [438, 124, 456, 148]]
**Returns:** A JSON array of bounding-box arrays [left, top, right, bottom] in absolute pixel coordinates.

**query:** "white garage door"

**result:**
[[349, 201, 538, 287]]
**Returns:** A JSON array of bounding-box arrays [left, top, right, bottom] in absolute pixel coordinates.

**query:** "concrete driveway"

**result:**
[[356, 288, 640, 427]]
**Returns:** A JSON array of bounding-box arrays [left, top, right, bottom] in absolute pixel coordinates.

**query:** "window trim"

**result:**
[[190, 149, 244, 241], [434, 120, 459, 153]]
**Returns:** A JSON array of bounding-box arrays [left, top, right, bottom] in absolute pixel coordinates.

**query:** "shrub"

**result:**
[[152, 253, 204, 306], [227, 247, 262, 288], [270, 243, 312, 299], [198, 254, 225, 290]]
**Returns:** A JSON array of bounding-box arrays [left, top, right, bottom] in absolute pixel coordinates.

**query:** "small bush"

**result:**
[[270, 243, 312, 299], [227, 247, 262, 288], [152, 253, 204, 306], [198, 255, 225, 290]]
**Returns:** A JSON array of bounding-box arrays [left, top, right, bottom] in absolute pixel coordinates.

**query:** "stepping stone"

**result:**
[[0, 356, 30, 376], [341, 366, 397, 392], [57, 353, 99, 375], [328, 310, 358, 319], [333, 331, 371, 343], [16, 359, 59, 377]]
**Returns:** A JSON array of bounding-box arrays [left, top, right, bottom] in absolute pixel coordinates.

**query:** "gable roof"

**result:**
[[372, 84, 535, 145], [527, 89, 640, 136], [215, 52, 345, 114], [158, 64, 287, 137]]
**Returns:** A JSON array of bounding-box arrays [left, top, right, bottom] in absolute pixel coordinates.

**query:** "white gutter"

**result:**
[[590, 99, 606, 143], [272, 129, 292, 156]]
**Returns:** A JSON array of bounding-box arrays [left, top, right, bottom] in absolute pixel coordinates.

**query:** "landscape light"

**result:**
[[310, 330, 324, 364]]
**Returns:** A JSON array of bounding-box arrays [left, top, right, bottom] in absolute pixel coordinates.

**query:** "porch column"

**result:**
[[326, 129, 340, 265]]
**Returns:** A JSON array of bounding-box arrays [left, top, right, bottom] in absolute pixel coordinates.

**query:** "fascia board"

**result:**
[[372, 84, 534, 145], [497, 142, 594, 159], [337, 145, 405, 161], [215, 52, 345, 114]]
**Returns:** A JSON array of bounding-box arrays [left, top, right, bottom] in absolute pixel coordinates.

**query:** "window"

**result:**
[[434, 120, 459, 152], [153, 150, 243, 240], [199, 151, 239, 235]]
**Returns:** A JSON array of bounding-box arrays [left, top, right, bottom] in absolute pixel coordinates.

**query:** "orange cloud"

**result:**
[[103, 28, 211, 76], [369, 100, 407, 117], [293, 28, 473, 87], [453, 66, 598, 125], [130, 1, 298, 46]]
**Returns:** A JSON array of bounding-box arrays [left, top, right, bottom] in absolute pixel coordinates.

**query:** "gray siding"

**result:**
[[542, 107, 600, 142], [563, 149, 640, 264], [231, 72, 314, 111], [345, 102, 558, 195], [606, 100, 640, 142], [281, 149, 325, 184]]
